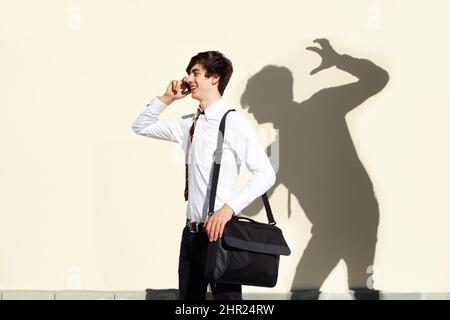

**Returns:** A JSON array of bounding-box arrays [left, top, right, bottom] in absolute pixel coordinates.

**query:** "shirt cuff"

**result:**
[[147, 96, 168, 111], [226, 193, 248, 216]]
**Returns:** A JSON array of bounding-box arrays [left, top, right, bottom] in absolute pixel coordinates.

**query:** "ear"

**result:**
[[210, 73, 220, 86]]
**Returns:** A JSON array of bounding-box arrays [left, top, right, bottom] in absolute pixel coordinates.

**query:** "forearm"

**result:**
[[335, 53, 389, 84], [131, 97, 167, 135], [131, 97, 184, 143], [158, 94, 175, 106], [226, 166, 276, 215]]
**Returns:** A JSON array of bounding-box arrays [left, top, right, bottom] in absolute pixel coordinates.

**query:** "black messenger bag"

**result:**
[[204, 110, 291, 287]]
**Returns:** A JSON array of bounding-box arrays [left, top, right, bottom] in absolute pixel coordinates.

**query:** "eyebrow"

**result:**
[[190, 68, 201, 73]]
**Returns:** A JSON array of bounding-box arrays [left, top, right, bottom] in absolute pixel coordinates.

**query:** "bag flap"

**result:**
[[223, 219, 291, 256]]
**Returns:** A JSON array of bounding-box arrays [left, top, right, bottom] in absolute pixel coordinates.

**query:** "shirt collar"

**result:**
[[200, 99, 228, 120]]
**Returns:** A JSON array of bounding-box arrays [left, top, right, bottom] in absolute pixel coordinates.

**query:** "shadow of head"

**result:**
[[241, 65, 294, 128]]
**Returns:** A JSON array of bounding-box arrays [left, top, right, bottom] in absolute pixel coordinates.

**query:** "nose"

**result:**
[[186, 73, 195, 84]]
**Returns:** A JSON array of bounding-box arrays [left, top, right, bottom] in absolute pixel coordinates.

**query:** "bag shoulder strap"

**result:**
[[208, 109, 276, 225]]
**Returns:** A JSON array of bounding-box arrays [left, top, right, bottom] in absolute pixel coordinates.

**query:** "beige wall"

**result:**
[[0, 0, 449, 293]]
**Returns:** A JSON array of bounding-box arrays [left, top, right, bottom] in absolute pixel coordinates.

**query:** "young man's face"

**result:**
[[185, 63, 219, 101]]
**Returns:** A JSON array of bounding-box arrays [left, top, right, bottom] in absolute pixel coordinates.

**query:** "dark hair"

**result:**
[[186, 51, 233, 96]]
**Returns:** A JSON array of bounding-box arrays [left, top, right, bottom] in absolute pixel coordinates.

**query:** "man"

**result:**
[[132, 51, 276, 300]]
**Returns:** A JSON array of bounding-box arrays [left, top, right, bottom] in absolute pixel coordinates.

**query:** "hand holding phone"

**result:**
[[181, 76, 191, 93], [160, 78, 191, 105]]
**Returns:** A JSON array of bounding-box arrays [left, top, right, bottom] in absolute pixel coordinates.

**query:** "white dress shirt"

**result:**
[[132, 97, 276, 223]]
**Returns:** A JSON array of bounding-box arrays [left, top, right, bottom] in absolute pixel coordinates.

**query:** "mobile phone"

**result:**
[[180, 77, 191, 94]]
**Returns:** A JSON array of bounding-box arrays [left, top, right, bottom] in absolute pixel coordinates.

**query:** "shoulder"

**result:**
[[178, 112, 195, 128], [225, 109, 252, 129], [224, 109, 258, 140], [181, 113, 195, 121]]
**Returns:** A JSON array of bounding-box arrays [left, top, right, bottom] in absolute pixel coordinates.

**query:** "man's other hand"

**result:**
[[204, 204, 234, 242]]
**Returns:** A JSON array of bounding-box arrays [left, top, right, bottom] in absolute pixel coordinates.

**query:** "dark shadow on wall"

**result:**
[[241, 39, 389, 300]]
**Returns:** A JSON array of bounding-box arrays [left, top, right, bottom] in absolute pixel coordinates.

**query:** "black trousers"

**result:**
[[178, 226, 242, 300]]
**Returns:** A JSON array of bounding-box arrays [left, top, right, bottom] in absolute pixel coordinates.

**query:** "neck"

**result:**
[[198, 92, 222, 111]]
